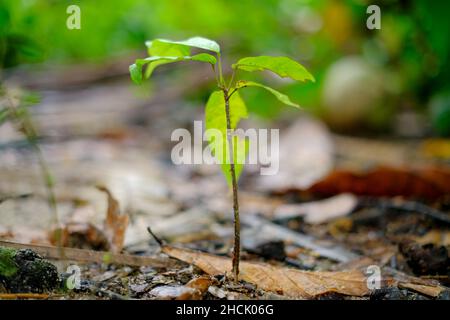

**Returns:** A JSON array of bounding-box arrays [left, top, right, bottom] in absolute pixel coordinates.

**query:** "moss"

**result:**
[[0, 247, 18, 278], [0, 247, 59, 293]]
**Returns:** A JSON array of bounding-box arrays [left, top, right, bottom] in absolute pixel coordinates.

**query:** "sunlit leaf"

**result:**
[[148, 36, 220, 54], [190, 53, 217, 64], [130, 54, 217, 84], [220, 135, 249, 186], [129, 63, 143, 84], [233, 56, 315, 82], [236, 80, 300, 108], [205, 91, 248, 186], [205, 91, 247, 133], [146, 40, 191, 57]]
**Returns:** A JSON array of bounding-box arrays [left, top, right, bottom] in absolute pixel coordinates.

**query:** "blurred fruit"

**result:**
[[322, 56, 385, 129]]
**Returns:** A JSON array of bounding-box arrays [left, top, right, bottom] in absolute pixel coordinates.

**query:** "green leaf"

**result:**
[[205, 91, 249, 186], [220, 136, 249, 186], [130, 54, 217, 84], [129, 63, 143, 85], [190, 53, 217, 64], [143, 53, 217, 78], [233, 56, 315, 82], [205, 91, 248, 133], [146, 40, 191, 57], [0, 247, 18, 278], [147, 36, 220, 54], [236, 80, 300, 108]]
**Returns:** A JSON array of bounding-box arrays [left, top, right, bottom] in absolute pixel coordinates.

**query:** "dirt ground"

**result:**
[[1, 66, 449, 300]]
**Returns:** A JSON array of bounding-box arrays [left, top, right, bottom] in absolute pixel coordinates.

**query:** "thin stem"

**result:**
[[5, 91, 64, 256], [217, 53, 225, 87], [227, 69, 236, 90], [222, 89, 241, 281], [211, 64, 220, 87]]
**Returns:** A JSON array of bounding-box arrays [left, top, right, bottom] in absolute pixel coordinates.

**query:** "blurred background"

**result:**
[[1, 0, 449, 136], [0, 2, 450, 287]]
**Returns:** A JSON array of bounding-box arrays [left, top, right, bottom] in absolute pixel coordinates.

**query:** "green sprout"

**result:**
[[130, 36, 314, 280]]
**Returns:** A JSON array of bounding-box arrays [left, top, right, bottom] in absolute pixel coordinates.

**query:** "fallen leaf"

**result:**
[[97, 186, 129, 253], [307, 166, 450, 200], [273, 194, 357, 224], [49, 222, 110, 251], [207, 286, 227, 299], [398, 282, 446, 298], [177, 276, 214, 300], [383, 266, 448, 297], [421, 139, 450, 160], [150, 285, 195, 299], [161, 245, 370, 298]]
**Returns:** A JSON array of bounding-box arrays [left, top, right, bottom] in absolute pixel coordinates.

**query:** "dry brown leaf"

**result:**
[[176, 276, 214, 300], [149, 277, 214, 300], [162, 245, 369, 298], [97, 186, 129, 253], [421, 139, 450, 160], [49, 222, 110, 251], [398, 282, 446, 298], [306, 166, 450, 200]]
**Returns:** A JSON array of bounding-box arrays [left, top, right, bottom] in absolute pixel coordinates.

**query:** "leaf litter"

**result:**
[[1, 68, 449, 300]]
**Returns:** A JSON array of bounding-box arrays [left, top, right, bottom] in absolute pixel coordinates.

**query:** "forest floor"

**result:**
[[0, 62, 449, 300]]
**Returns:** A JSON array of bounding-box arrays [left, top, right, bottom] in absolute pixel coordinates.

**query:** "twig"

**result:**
[[4, 89, 63, 254], [358, 197, 450, 226], [88, 285, 130, 300], [241, 215, 359, 263], [0, 293, 50, 300], [0, 193, 32, 204], [147, 227, 164, 246], [0, 240, 174, 268]]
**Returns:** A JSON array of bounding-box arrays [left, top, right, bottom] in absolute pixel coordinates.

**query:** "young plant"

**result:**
[[0, 86, 62, 250], [130, 36, 314, 280]]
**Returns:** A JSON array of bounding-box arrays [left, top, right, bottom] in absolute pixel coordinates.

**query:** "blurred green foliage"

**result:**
[[0, 0, 449, 134]]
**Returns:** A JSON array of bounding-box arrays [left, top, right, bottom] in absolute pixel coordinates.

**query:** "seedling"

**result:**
[[0, 86, 62, 249], [130, 36, 314, 280]]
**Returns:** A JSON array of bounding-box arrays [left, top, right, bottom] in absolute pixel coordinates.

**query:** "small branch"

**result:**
[[147, 226, 164, 247], [217, 53, 225, 86], [211, 64, 220, 87], [227, 69, 236, 90], [0, 193, 32, 204], [0, 293, 50, 300], [0, 240, 174, 268], [358, 197, 450, 226]]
